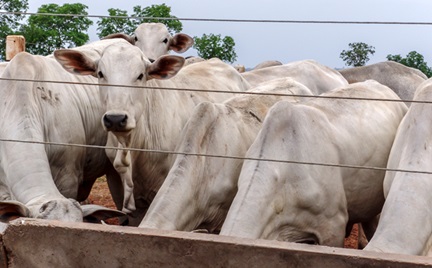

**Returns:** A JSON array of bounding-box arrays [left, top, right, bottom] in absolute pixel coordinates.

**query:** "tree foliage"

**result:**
[[96, 4, 182, 38], [340, 42, 375, 67], [97, 8, 134, 38], [131, 4, 182, 34], [19, 3, 93, 56], [0, 0, 29, 61], [193, 34, 237, 63], [387, 51, 432, 78]]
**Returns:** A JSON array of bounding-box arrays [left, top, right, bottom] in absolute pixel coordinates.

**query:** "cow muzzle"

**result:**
[[103, 114, 130, 132]]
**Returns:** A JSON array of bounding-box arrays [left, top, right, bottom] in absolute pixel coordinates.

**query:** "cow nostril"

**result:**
[[119, 115, 128, 127], [103, 114, 113, 129], [103, 114, 128, 130]]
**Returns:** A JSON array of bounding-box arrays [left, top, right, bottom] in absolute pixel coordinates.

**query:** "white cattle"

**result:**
[[252, 60, 283, 70], [365, 78, 432, 256], [0, 62, 8, 77], [184, 56, 205, 66], [0, 39, 128, 222], [54, 41, 250, 225], [339, 61, 427, 106], [140, 78, 314, 232], [241, 60, 348, 92], [220, 80, 407, 247], [103, 22, 194, 62], [233, 64, 246, 73]]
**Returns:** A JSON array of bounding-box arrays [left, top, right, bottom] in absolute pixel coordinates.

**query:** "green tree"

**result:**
[[340, 42, 376, 67], [97, 8, 135, 38], [19, 3, 93, 56], [387, 51, 432, 78], [193, 34, 237, 63], [0, 0, 29, 61], [96, 4, 183, 38], [131, 4, 182, 34]]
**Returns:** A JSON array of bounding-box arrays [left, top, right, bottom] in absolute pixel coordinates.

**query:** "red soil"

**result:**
[[87, 177, 359, 249]]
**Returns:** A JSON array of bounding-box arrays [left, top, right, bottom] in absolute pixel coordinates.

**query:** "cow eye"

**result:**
[[137, 73, 144, 80], [163, 38, 168, 44], [98, 71, 104, 79], [134, 36, 138, 42]]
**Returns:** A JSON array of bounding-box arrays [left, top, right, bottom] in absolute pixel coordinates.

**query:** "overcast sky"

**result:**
[[28, 0, 432, 69]]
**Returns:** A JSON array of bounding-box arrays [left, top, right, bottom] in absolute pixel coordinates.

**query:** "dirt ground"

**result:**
[[87, 177, 359, 249]]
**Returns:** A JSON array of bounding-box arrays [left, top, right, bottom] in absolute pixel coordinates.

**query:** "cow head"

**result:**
[[54, 42, 185, 138], [103, 22, 194, 62], [0, 199, 125, 223]]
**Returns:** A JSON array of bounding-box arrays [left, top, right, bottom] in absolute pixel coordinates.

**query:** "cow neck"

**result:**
[[110, 78, 189, 216], [0, 63, 65, 205]]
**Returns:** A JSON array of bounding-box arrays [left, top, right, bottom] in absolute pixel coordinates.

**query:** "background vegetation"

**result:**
[[1, 0, 431, 75]]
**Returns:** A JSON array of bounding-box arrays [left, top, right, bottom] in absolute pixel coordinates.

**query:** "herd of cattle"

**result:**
[[0, 22, 431, 256]]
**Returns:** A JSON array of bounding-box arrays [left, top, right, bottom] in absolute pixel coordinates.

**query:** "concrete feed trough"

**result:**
[[0, 219, 431, 267]]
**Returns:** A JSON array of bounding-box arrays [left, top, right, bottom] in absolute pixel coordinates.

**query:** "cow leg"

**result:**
[[105, 163, 124, 211], [77, 177, 98, 202], [105, 165, 131, 225]]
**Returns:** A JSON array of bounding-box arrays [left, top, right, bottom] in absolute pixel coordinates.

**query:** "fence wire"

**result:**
[[0, 138, 431, 176], [1, 10, 431, 176], [0, 77, 430, 105], [0, 74, 430, 175], [0, 76, 430, 175], [2, 11, 432, 26]]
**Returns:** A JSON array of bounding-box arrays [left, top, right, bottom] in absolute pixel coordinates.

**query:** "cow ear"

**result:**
[[0, 200, 30, 223], [81, 204, 126, 224], [54, 49, 98, 77], [102, 33, 136, 45], [169, 33, 194, 53], [147, 55, 185, 80]]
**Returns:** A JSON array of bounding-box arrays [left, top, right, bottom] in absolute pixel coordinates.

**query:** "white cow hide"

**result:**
[[54, 41, 251, 225], [220, 80, 407, 247], [140, 78, 314, 232], [365, 78, 432, 256], [0, 62, 7, 77], [252, 60, 283, 70], [0, 39, 129, 222], [241, 59, 348, 92], [339, 61, 427, 106]]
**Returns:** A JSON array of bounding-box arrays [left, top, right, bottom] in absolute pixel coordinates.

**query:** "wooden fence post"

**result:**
[[6, 35, 26, 61]]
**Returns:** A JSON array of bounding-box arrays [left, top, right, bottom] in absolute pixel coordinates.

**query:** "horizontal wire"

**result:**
[[0, 77, 428, 104], [0, 8, 429, 177], [0, 138, 430, 176], [0, 76, 429, 176], [1, 11, 432, 26]]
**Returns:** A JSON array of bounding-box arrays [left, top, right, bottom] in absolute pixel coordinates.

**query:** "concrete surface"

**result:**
[[0, 218, 431, 268]]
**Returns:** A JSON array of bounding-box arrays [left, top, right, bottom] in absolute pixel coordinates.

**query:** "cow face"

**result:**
[[103, 23, 194, 63], [54, 42, 184, 138], [133, 23, 193, 62], [133, 23, 172, 62], [37, 198, 83, 221]]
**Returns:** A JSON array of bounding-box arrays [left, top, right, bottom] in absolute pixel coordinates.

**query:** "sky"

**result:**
[[27, 0, 432, 69]]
